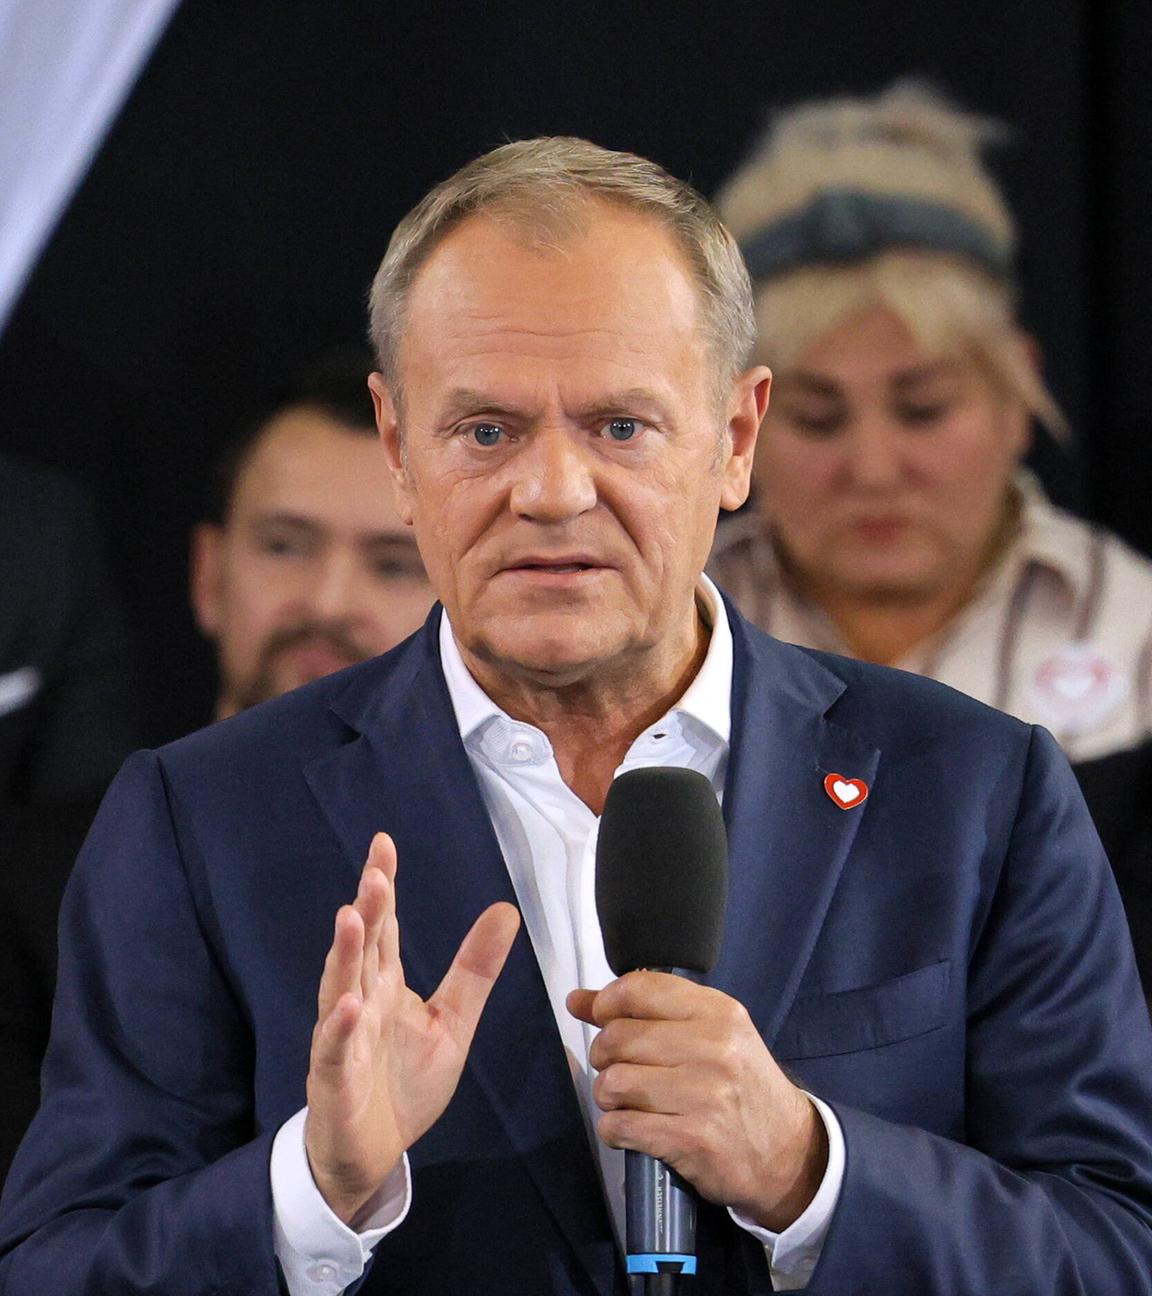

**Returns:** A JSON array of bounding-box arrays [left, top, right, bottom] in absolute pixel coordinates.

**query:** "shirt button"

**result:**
[[510, 740, 533, 762], [307, 1260, 339, 1283]]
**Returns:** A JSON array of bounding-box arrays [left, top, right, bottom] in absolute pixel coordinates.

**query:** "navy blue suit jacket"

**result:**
[[2, 603, 1151, 1294]]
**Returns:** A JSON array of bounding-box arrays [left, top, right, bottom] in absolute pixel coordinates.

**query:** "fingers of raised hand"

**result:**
[[368, 831, 398, 884], [312, 989, 363, 1070], [317, 905, 367, 1022], [365, 833, 403, 987], [355, 867, 391, 998], [430, 901, 520, 1045]]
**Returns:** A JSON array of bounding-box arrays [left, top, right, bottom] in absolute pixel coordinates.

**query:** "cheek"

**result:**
[[908, 423, 1015, 524], [219, 563, 296, 648], [411, 512, 461, 587], [604, 463, 712, 575], [755, 434, 840, 525], [378, 583, 437, 634], [406, 469, 490, 583]]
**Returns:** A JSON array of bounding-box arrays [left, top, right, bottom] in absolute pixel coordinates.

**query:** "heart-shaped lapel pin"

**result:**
[[823, 772, 869, 810]]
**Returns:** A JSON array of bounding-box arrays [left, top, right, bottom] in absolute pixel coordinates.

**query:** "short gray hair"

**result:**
[[367, 137, 756, 401]]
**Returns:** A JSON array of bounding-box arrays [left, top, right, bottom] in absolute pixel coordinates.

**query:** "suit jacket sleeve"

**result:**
[[0, 750, 287, 1295], [803, 726, 1152, 1294]]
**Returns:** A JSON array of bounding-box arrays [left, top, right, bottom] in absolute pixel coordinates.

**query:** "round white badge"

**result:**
[[1025, 642, 1129, 735]]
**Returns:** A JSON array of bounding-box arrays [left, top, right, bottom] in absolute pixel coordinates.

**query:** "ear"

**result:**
[[719, 365, 772, 512], [189, 522, 224, 637], [369, 371, 415, 525]]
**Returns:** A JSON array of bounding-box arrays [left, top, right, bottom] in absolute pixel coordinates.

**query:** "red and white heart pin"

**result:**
[[823, 772, 869, 810]]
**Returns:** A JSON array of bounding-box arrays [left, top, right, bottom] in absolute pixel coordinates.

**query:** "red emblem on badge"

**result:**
[[1025, 642, 1128, 735], [824, 773, 869, 809]]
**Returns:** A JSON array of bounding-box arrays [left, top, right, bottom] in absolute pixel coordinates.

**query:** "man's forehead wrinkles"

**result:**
[[436, 380, 676, 421], [444, 317, 640, 343]]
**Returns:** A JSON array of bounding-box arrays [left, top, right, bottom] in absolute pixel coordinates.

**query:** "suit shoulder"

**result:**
[[800, 642, 1031, 742], [725, 595, 1030, 746], [154, 649, 410, 779]]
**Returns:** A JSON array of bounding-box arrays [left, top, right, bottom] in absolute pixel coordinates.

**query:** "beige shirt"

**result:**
[[708, 475, 1152, 764]]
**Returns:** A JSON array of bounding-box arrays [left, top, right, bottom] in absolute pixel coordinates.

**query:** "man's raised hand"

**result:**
[[305, 832, 520, 1224]]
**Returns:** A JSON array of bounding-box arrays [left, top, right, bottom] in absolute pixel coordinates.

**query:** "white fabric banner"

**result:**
[[0, 0, 181, 336]]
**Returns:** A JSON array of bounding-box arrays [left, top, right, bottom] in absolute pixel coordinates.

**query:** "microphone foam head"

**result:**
[[595, 766, 728, 975]]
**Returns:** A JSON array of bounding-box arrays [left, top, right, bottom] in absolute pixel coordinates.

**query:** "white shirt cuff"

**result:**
[[727, 1093, 845, 1292], [270, 1107, 412, 1296]]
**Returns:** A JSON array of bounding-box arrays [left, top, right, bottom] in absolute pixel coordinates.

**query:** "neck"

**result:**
[[215, 694, 240, 722], [459, 611, 711, 815], [824, 593, 970, 666]]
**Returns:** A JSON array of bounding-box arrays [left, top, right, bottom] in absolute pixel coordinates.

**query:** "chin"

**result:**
[[476, 624, 623, 682], [821, 540, 941, 595], [833, 566, 945, 603]]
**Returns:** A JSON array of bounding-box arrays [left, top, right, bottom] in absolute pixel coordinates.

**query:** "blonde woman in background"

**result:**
[[710, 83, 1152, 981]]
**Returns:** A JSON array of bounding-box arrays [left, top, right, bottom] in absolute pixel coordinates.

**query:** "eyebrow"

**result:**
[[575, 388, 673, 422], [249, 512, 323, 534], [891, 362, 957, 391], [251, 512, 418, 548], [779, 362, 958, 397], [438, 389, 525, 424], [437, 386, 673, 424], [361, 532, 421, 551], [777, 372, 841, 399]]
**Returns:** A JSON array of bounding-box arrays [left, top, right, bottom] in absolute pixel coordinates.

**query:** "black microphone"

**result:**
[[595, 766, 729, 1295]]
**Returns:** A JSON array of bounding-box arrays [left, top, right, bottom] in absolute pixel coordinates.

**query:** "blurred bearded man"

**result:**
[[191, 353, 435, 718]]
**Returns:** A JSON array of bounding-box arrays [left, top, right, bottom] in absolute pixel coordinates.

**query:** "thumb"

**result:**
[[429, 901, 520, 1045], [566, 988, 598, 1024]]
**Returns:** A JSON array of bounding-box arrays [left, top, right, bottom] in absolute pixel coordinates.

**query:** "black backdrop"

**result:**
[[0, 0, 1147, 745]]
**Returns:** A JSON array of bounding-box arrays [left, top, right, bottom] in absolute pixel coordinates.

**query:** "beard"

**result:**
[[231, 620, 374, 713]]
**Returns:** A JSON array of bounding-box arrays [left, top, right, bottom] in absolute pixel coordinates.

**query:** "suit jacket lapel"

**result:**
[[711, 607, 881, 1050], [303, 613, 618, 1293], [302, 604, 879, 1292]]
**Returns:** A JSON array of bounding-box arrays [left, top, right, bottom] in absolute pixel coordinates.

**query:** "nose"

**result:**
[[305, 548, 369, 624], [843, 418, 905, 490], [509, 426, 598, 522]]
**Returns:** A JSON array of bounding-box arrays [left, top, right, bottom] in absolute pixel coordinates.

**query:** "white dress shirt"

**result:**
[[271, 576, 845, 1293]]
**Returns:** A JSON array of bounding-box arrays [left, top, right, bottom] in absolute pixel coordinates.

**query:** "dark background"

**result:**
[[0, 0, 1147, 745]]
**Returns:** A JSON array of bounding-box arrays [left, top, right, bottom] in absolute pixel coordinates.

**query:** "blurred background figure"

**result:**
[[0, 456, 138, 806], [1, 352, 434, 1187], [709, 82, 1152, 986], [0, 455, 140, 1185], [191, 351, 435, 721]]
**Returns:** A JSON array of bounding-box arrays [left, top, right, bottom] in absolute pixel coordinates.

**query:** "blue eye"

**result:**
[[607, 418, 640, 442], [470, 422, 503, 447]]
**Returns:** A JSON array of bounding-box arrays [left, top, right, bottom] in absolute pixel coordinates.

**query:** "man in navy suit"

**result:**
[[2, 138, 1150, 1294]]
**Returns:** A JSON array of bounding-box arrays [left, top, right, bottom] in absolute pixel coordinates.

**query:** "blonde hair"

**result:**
[[716, 82, 1065, 434], [368, 137, 756, 403]]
